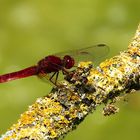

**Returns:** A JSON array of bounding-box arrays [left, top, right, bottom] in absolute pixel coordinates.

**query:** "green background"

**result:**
[[0, 0, 140, 140]]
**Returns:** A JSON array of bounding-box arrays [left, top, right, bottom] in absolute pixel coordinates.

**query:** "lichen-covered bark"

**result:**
[[0, 23, 140, 140]]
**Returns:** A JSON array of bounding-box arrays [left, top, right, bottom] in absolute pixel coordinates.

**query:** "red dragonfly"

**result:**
[[0, 44, 109, 85]]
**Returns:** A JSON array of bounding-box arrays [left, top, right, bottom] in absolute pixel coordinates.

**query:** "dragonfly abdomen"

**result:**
[[0, 66, 37, 83]]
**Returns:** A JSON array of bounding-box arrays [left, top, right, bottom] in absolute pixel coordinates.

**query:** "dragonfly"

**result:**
[[0, 44, 109, 85]]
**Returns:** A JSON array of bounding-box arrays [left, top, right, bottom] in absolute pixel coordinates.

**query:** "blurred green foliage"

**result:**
[[0, 0, 140, 139]]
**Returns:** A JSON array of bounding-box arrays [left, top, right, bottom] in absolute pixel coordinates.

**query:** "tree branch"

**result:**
[[1, 23, 140, 140]]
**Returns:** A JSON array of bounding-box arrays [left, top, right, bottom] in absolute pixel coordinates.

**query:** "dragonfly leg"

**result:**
[[62, 68, 70, 75], [49, 72, 60, 87], [62, 65, 77, 75], [49, 72, 56, 81], [55, 72, 59, 85]]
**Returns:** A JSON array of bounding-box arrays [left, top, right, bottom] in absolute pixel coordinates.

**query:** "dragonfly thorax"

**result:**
[[37, 55, 62, 73]]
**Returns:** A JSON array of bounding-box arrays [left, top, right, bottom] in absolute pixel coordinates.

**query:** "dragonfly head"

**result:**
[[63, 55, 75, 69]]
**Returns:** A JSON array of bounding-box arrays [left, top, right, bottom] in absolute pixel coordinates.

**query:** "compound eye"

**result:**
[[63, 55, 75, 69]]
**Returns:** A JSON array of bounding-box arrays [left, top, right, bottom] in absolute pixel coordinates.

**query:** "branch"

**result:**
[[1, 23, 140, 140]]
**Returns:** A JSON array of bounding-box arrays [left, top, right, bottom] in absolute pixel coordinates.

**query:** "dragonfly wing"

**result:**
[[74, 44, 109, 59], [55, 44, 109, 66], [38, 72, 50, 83]]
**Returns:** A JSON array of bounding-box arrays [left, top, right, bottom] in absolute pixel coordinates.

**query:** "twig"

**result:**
[[0, 23, 140, 140]]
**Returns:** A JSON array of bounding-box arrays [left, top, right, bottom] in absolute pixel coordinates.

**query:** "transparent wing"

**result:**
[[54, 44, 109, 66]]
